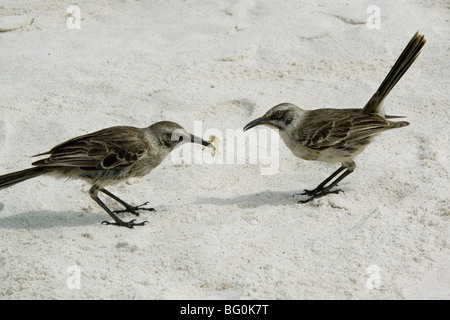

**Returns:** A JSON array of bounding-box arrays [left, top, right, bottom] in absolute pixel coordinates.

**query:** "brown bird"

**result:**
[[0, 121, 214, 227], [244, 32, 426, 202]]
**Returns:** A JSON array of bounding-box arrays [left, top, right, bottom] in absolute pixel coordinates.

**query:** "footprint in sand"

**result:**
[[0, 120, 6, 152], [195, 99, 256, 129], [225, 0, 255, 18]]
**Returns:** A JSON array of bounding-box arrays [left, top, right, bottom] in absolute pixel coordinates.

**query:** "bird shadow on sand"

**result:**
[[0, 209, 113, 229], [191, 189, 306, 208]]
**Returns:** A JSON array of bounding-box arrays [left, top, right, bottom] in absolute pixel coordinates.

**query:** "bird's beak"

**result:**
[[191, 134, 215, 149], [243, 117, 269, 132]]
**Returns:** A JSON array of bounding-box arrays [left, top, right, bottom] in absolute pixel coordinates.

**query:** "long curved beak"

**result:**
[[243, 117, 269, 132], [191, 134, 215, 149]]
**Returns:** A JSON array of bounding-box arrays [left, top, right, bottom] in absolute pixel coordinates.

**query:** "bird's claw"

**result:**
[[293, 188, 321, 198], [300, 189, 319, 197], [297, 188, 344, 203], [101, 219, 149, 228], [113, 202, 156, 216]]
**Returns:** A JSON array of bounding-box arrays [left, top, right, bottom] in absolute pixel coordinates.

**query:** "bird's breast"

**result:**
[[279, 130, 320, 161]]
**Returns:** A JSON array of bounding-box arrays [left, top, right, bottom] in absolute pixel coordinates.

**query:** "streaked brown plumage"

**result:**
[[244, 32, 426, 202], [0, 121, 214, 228]]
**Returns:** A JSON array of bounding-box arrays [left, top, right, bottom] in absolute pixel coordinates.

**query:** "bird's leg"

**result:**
[[100, 188, 155, 216], [299, 169, 353, 203], [89, 186, 148, 228], [294, 165, 345, 197]]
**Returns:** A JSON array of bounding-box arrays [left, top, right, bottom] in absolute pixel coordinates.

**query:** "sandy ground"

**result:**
[[0, 0, 448, 299]]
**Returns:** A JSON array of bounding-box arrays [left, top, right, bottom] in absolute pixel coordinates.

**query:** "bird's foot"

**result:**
[[297, 188, 344, 203], [101, 219, 149, 229], [293, 188, 321, 197], [113, 202, 156, 216]]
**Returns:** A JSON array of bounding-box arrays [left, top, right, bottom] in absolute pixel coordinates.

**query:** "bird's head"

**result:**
[[150, 121, 215, 150], [243, 103, 301, 132]]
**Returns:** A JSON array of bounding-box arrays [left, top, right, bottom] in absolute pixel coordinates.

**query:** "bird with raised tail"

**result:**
[[244, 32, 426, 202], [0, 121, 215, 228]]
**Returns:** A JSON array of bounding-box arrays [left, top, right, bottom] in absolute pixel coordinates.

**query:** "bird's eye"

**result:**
[[178, 135, 184, 142], [171, 133, 180, 142], [274, 110, 283, 118]]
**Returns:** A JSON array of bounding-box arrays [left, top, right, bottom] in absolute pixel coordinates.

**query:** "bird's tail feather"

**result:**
[[385, 114, 407, 119], [363, 32, 426, 114], [388, 121, 410, 129], [0, 167, 51, 190]]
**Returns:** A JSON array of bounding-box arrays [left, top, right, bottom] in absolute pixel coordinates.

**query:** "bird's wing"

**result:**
[[31, 126, 148, 169], [299, 109, 391, 150]]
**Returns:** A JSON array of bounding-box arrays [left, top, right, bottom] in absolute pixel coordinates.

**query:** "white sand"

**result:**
[[0, 0, 448, 299]]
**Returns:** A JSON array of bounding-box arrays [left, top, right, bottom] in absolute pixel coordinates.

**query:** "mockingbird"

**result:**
[[0, 121, 214, 228], [244, 32, 426, 202]]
